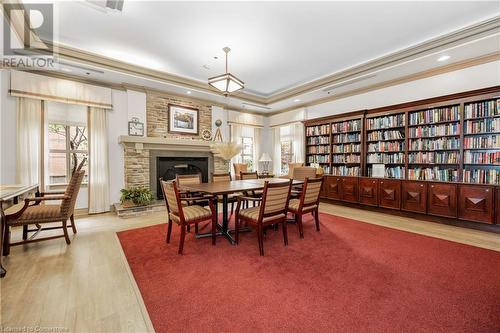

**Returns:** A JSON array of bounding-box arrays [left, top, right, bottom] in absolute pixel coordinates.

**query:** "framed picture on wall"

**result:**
[[168, 104, 199, 135]]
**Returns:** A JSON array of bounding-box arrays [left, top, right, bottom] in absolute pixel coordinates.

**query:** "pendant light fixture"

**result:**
[[208, 47, 244, 95]]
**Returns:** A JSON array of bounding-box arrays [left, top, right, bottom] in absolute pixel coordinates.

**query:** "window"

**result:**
[[241, 136, 254, 171], [48, 124, 88, 184], [280, 140, 293, 175]]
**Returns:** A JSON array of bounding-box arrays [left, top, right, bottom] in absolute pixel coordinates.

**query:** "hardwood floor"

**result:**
[[1, 202, 499, 332]]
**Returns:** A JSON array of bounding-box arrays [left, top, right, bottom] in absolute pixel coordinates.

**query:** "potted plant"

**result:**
[[120, 187, 154, 208]]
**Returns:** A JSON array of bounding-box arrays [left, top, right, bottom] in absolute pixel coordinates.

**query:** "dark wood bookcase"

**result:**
[[304, 86, 500, 226]]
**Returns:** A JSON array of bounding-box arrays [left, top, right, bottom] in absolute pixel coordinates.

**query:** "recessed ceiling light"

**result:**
[[437, 55, 450, 62], [61, 68, 72, 72], [187, 91, 191, 94], [294, 99, 301, 102]]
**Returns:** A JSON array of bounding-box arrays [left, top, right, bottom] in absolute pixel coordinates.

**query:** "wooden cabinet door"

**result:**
[[378, 179, 401, 210], [341, 177, 359, 203], [458, 185, 494, 224], [359, 178, 378, 206], [325, 176, 342, 200], [402, 181, 427, 213], [427, 183, 457, 218]]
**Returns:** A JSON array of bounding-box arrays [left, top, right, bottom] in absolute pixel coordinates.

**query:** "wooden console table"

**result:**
[[0, 184, 39, 278]]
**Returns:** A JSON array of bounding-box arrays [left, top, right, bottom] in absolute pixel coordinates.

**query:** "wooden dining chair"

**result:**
[[239, 171, 262, 207], [233, 163, 248, 180], [3, 170, 85, 255], [212, 173, 239, 215], [288, 177, 324, 238], [160, 179, 217, 254], [235, 180, 293, 256]]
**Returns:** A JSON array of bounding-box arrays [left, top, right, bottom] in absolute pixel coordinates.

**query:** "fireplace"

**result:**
[[155, 157, 209, 199]]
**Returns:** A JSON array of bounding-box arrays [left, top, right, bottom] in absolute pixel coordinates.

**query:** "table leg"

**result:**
[[0, 204, 6, 278]]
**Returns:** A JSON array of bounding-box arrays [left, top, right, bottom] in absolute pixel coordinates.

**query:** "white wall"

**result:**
[[0, 69, 17, 184], [126, 89, 147, 135], [303, 60, 500, 119]]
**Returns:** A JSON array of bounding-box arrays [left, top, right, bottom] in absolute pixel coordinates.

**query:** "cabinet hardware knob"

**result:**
[[486, 189, 489, 192]]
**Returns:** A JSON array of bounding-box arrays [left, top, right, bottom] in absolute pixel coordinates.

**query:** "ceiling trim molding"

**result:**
[[267, 51, 500, 116]]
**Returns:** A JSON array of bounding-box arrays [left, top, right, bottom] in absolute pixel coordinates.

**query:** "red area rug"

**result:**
[[117, 213, 500, 332]]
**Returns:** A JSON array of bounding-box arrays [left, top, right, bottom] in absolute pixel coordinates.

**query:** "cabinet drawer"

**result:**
[[325, 176, 342, 200], [378, 179, 401, 210], [458, 185, 494, 224], [427, 183, 457, 218], [402, 181, 427, 213], [359, 178, 378, 206], [341, 177, 359, 203]]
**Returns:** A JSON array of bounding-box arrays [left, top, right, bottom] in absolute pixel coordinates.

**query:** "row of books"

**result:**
[[367, 153, 405, 164], [463, 169, 500, 185], [367, 130, 404, 141], [322, 165, 331, 174], [331, 166, 360, 176], [409, 138, 460, 151], [367, 141, 404, 152], [307, 146, 330, 154], [306, 125, 329, 136], [409, 124, 460, 138], [463, 135, 500, 149], [408, 152, 459, 164], [464, 118, 500, 134], [366, 114, 405, 130], [332, 155, 360, 163], [332, 133, 360, 143], [307, 155, 329, 164], [367, 166, 405, 179], [332, 143, 361, 153], [409, 106, 460, 125], [408, 167, 459, 182], [331, 120, 361, 133], [464, 99, 500, 119], [306, 136, 329, 145], [463, 151, 500, 165]]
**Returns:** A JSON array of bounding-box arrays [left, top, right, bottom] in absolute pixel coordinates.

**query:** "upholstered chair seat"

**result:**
[[169, 206, 212, 223], [288, 199, 318, 213]]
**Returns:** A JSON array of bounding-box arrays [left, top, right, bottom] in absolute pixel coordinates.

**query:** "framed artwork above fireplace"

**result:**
[[168, 104, 199, 135]]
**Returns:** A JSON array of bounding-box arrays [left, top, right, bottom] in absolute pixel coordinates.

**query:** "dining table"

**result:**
[[180, 178, 302, 244], [0, 184, 39, 278]]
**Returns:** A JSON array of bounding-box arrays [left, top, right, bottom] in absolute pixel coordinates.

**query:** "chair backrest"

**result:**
[[240, 171, 258, 180], [176, 173, 202, 186], [292, 167, 317, 180], [288, 162, 304, 178], [260, 180, 292, 218], [300, 177, 324, 207], [233, 163, 248, 179], [60, 170, 85, 218], [160, 179, 183, 217], [212, 173, 232, 182]]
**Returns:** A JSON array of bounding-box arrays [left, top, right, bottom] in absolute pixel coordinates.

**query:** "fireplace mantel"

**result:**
[[119, 135, 213, 152]]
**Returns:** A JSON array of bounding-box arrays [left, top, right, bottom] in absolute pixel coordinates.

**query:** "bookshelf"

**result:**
[[365, 113, 405, 179], [462, 98, 500, 185], [407, 105, 461, 182], [330, 118, 362, 176], [305, 124, 331, 174]]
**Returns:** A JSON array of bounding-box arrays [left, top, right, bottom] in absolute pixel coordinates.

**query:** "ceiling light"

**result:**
[[437, 55, 450, 62], [187, 90, 191, 94], [294, 99, 301, 102], [208, 47, 244, 96]]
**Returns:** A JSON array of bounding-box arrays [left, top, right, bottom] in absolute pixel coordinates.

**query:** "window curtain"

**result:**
[[254, 127, 261, 172], [16, 97, 42, 185], [88, 107, 110, 214], [230, 123, 243, 177], [272, 127, 281, 175], [291, 122, 305, 163]]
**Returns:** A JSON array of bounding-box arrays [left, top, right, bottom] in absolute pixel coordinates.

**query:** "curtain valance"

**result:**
[[10, 70, 112, 109], [227, 110, 264, 127]]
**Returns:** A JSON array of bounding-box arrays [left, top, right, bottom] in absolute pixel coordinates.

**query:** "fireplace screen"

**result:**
[[156, 157, 209, 199]]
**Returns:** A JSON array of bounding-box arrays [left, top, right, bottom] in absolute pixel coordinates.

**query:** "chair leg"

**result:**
[[22, 225, 28, 240], [231, 201, 234, 215], [211, 217, 216, 246], [314, 208, 320, 231], [195, 223, 199, 234], [62, 220, 71, 245], [3, 224, 10, 256], [297, 214, 304, 239], [187, 224, 191, 233], [178, 224, 186, 255], [257, 225, 264, 256], [235, 215, 239, 244], [282, 221, 288, 246], [70, 214, 77, 234], [166, 221, 173, 243]]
